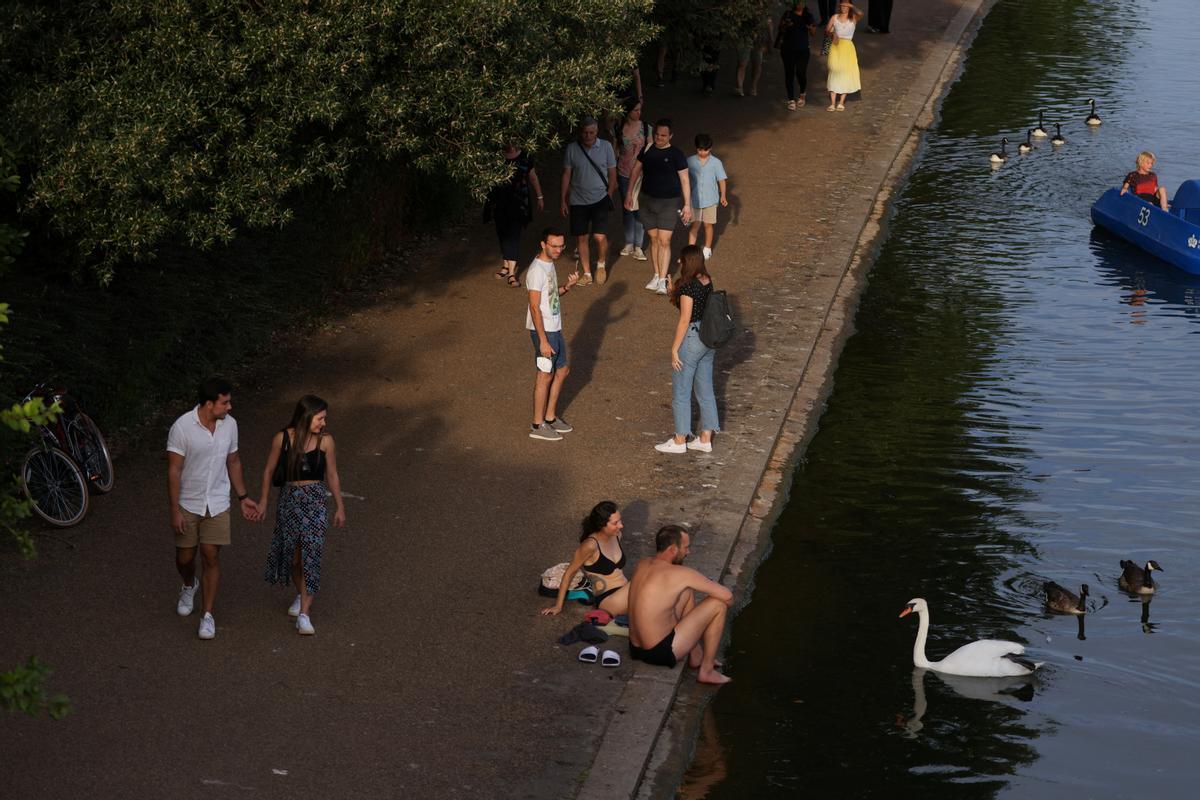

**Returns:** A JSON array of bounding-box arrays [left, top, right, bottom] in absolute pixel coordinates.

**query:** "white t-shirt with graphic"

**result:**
[[524, 257, 562, 332]]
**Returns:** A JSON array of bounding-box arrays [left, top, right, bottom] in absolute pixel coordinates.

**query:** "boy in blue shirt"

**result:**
[[686, 134, 728, 260]]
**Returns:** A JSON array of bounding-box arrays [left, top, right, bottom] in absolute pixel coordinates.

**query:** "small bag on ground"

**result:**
[[538, 562, 591, 598], [699, 289, 737, 349]]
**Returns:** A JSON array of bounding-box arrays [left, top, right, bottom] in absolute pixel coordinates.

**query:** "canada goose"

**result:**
[[1050, 124, 1066, 146], [1119, 559, 1163, 594], [990, 137, 1009, 163], [900, 598, 1043, 677], [1085, 98, 1102, 126], [1044, 581, 1088, 614], [1018, 129, 1034, 154], [1032, 110, 1048, 138]]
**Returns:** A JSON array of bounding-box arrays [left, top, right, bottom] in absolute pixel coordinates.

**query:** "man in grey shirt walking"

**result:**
[[560, 116, 617, 286]]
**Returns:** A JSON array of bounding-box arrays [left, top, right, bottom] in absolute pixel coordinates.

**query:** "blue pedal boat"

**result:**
[[1091, 179, 1200, 274]]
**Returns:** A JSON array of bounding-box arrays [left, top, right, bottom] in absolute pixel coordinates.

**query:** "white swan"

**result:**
[[899, 598, 1043, 677]]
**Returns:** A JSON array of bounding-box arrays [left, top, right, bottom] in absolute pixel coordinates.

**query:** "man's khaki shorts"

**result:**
[[696, 204, 717, 224], [175, 508, 231, 548]]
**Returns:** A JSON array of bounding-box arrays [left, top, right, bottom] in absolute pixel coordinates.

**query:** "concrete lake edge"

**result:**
[[574, 2, 996, 797]]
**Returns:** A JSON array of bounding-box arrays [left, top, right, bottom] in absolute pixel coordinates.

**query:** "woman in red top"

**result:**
[[1120, 151, 1170, 211]]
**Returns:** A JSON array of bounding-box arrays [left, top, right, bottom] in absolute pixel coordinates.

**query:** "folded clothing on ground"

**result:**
[[558, 622, 609, 646]]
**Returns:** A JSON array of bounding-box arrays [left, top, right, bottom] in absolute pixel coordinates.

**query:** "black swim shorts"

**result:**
[[629, 629, 677, 668]]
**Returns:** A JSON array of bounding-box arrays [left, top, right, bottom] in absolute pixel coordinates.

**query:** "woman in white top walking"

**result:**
[[826, 2, 863, 111]]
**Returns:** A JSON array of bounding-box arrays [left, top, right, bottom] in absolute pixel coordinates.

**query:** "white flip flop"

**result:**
[[578, 645, 599, 664], [601, 649, 621, 668]]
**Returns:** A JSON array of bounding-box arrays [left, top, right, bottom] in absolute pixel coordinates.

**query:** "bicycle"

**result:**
[[18, 383, 114, 527]]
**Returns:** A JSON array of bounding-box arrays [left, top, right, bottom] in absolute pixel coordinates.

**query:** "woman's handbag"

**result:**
[[271, 430, 290, 487], [821, 32, 833, 56]]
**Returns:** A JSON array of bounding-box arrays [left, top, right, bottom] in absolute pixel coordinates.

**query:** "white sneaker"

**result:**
[[297, 613, 315, 635], [702, 247, 713, 260], [620, 244, 634, 256], [177, 580, 199, 616], [687, 438, 713, 453], [655, 438, 688, 454], [288, 594, 302, 618], [197, 612, 216, 640], [645, 275, 662, 291], [656, 278, 669, 295], [632, 247, 648, 261]]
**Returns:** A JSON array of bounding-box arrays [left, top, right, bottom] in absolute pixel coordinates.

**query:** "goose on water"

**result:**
[[1044, 581, 1088, 614], [1086, 98, 1102, 126], [1051, 124, 1066, 146], [990, 137, 1009, 163], [900, 598, 1043, 677], [1018, 129, 1034, 154], [1119, 559, 1162, 594], [1032, 110, 1048, 138]]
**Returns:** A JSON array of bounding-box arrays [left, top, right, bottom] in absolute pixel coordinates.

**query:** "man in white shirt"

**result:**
[[166, 377, 260, 640], [526, 227, 579, 441]]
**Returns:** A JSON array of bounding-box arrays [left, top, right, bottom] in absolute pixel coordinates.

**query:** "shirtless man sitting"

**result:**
[[626, 525, 732, 685]]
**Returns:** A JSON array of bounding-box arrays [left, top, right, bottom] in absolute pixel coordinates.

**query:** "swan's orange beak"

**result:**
[[899, 606, 913, 618]]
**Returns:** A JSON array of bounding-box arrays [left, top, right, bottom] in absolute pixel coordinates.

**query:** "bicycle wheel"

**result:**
[[68, 413, 115, 493], [21, 447, 90, 527]]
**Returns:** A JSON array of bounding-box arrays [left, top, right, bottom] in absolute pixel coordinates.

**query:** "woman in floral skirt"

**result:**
[[259, 395, 346, 635]]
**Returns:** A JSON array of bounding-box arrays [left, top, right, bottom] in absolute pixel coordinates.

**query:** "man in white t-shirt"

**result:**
[[526, 227, 580, 441], [166, 377, 260, 640]]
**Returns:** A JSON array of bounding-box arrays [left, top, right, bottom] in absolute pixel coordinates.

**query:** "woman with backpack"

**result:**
[[655, 245, 719, 454], [487, 142, 544, 287]]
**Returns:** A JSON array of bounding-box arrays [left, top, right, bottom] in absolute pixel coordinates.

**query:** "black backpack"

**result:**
[[699, 287, 736, 348]]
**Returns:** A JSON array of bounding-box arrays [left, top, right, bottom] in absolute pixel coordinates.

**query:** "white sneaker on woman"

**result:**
[[686, 438, 713, 453], [620, 244, 635, 256], [655, 438, 687, 454], [288, 594, 302, 618], [297, 613, 315, 635], [645, 275, 661, 291]]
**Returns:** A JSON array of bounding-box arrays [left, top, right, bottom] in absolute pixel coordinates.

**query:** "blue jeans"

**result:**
[[672, 324, 719, 436], [617, 174, 644, 248]]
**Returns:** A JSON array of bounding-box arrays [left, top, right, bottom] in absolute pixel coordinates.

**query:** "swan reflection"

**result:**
[[899, 668, 1037, 738]]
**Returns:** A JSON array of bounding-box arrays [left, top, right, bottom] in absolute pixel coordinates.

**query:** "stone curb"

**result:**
[[575, 2, 994, 798]]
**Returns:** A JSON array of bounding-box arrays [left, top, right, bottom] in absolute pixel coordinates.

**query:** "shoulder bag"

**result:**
[[575, 141, 615, 209]]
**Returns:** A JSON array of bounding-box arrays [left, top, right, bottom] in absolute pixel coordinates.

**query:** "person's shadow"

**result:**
[[558, 282, 631, 414], [712, 293, 755, 422]]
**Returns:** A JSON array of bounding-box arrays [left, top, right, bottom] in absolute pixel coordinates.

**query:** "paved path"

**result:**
[[1, 2, 982, 797]]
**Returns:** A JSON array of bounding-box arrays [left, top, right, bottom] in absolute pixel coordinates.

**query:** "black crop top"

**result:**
[[679, 279, 712, 322], [585, 536, 627, 575], [281, 430, 327, 482]]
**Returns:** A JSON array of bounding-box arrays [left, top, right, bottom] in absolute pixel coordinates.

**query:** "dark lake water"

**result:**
[[679, 0, 1200, 796]]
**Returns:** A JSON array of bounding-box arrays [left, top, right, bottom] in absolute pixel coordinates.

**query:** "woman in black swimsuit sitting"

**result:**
[[541, 501, 630, 616]]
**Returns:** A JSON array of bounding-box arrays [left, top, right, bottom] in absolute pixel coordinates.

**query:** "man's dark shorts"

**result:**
[[529, 329, 569, 370], [639, 194, 682, 231], [569, 197, 612, 236], [629, 629, 677, 667]]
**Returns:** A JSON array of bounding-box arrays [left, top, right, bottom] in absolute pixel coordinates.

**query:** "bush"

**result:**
[[0, 0, 656, 280]]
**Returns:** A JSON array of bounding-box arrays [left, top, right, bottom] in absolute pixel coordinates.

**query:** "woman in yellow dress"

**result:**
[[825, 2, 863, 111]]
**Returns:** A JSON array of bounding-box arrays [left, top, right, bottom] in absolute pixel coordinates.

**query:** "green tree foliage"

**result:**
[[1, 657, 71, 720], [0, 0, 656, 280], [0, 139, 69, 720]]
